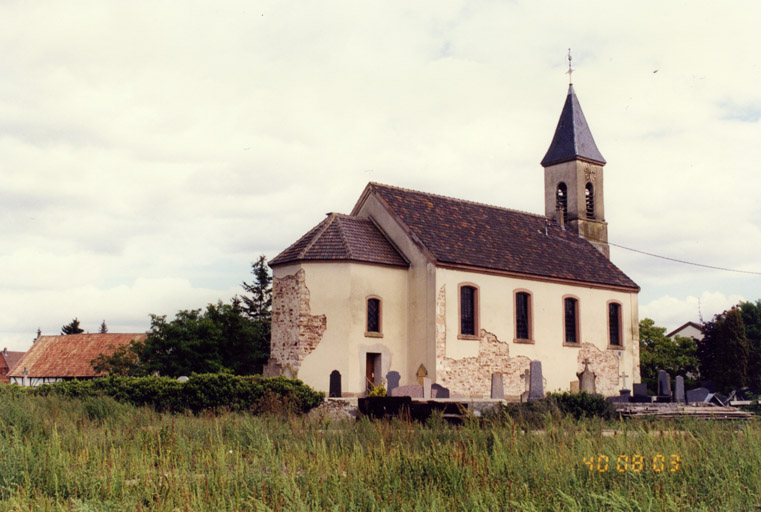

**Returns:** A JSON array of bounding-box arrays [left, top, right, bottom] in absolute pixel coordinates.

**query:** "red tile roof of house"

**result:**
[[8, 333, 147, 379], [353, 183, 638, 290], [270, 213, 408, 268], [0, 350, 26, 384]]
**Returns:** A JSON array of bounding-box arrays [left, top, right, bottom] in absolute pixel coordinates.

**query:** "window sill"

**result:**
[[607, 344, 624, 350], [563, 342, 582, 348], [458, 334, 480, 341], [513, 338, 535, 344], [365, 332, 384, 338]]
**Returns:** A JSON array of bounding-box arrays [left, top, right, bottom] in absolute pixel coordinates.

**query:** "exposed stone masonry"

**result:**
[[265, 269, 327, 377], [435, 285, 531, 397], [577, 344, 620, 396]]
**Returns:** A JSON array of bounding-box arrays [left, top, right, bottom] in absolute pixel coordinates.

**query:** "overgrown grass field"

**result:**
[[0, 391, 758, 511]]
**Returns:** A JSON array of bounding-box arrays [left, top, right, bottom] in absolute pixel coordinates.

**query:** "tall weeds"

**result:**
[[0, 390, 757, 510]]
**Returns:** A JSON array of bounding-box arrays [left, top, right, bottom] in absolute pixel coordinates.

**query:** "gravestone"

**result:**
[[177, 376, 189, 383], [391, 384, 424, 398], [577, 360, 596, 393], [656, 370, 672, 402], [631, 383, 651, 403], [431, 383, 450, 399], [686, 387, 710, 403], [423, 377, 432, 399], [520, 369, 530, 402], [673, 375, 686, 403], [527, 360, 544, 401], [386, 371, 401, 393], [329, 370, 342, 398], [491, 373, 505, 399], [569, 381, 580, 393]]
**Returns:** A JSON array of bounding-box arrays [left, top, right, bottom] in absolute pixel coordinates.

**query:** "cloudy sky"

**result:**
[[1, 1, 759, 350]]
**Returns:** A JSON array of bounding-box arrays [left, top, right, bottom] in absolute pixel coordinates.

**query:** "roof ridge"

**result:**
[[369, 182, 549, 220], [299, 214, 336, 259], [334, 215, 354, 259]]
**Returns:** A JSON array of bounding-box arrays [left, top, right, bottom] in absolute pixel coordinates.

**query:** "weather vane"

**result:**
[[566, 48, 573, 85]]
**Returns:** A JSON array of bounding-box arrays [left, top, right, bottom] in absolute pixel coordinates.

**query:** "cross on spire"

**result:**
[[566, 48, 573, 85]]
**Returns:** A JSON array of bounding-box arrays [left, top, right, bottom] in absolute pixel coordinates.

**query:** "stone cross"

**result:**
[[619, 372, 629, 389]]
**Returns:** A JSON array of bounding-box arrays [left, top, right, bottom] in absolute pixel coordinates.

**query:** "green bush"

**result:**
[[32, 374, 324, 415], [490, 391, 617, 425]]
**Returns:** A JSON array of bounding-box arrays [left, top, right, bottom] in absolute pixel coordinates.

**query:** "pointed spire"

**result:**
[[541, 85, 606, 167]]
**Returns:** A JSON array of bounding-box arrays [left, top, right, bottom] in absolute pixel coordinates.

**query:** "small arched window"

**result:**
[[585, 183, 595, 219], [556, 183, 568, 223], [564, 297, 579, 344], [515, 290, 532, 341], [459, 284, 479, 337], [366, 297, 381, 335], [608, 302, 622, 346]]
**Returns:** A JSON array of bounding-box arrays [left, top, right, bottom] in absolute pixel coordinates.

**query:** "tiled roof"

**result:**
[[541, 85, 606, 167], [2, 351, 25, 372], [357, 183, 638, 290], [270, 213, 407, 268], [8, 333, 148, 378]]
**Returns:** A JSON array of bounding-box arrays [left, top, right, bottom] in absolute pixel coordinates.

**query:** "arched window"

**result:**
[[608, 302, 622, 346], [556, 183, 568, 223], [585, 183, 595, 219], [563, 296, 579, 344], [514, 290, 532, 341], [366, 297, 382, 335], [459, 284, 479, 337]]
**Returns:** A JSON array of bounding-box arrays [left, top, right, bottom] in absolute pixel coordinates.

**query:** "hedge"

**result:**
[[32, 374, 324, 414]]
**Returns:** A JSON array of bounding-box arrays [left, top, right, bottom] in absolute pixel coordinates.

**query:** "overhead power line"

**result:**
[[606, 241, 761, 276]]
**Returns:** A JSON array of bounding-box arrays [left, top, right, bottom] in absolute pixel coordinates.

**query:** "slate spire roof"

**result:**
[[269, 213, 407, 268], [541, 85, 606, 167]]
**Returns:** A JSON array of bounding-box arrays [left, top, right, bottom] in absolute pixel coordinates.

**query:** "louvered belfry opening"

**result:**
[[585, 182, 595, 219], [556, 183, 568, 223]]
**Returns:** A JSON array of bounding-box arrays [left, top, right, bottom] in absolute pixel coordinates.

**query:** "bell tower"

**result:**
[[541, 84, 609, 258]]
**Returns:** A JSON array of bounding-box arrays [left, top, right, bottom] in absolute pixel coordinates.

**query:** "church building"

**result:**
[[265, 85, 640, 398]]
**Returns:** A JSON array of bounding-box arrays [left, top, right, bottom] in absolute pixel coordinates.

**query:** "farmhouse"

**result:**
[[0, 348, 25, 384], [8, 333, 147, 386], [266, 85, 640, 398]]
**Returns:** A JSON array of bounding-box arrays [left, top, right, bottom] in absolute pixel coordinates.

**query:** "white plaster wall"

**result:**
[[353, 194, 436, 387], [279, 262, 409, 395], [436, 267, 639, 394]]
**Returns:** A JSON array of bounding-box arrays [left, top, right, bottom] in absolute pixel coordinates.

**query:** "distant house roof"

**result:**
[[667, 321, 704, 340], [270, 213, 408, 268], [0, 349, 26, 384], [2, 350, 25, 372], [541, 85, 606, 167], [352, 183, 638, 291], [8, 333, 148, 379]]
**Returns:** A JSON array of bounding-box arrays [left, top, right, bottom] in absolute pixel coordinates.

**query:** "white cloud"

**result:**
[[640, 291, 748, 332], [0, 1, 760, 351]]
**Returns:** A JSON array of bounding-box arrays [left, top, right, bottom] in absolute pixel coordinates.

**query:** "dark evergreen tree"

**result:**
[[738, 300, 761, 390], [698, 308, 749, 392], [241, 255, 272, 324], [61, 318, 84, 335], [99, 320, 108, 334]]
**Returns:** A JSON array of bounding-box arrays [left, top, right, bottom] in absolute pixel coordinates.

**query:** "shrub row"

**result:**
[[32, 374, 325, 414], [492, 391, 617, 424]]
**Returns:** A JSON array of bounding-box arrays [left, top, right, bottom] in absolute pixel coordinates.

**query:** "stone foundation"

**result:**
[[265, 269, 327, 376]]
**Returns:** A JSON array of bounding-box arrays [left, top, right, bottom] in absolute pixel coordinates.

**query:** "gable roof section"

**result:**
[[354, 183, 638, 290], [2, 350, 25, 372], [541, 85, 606, 167], [8, 333, 148, 378], [270, 213, 407, 268]]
